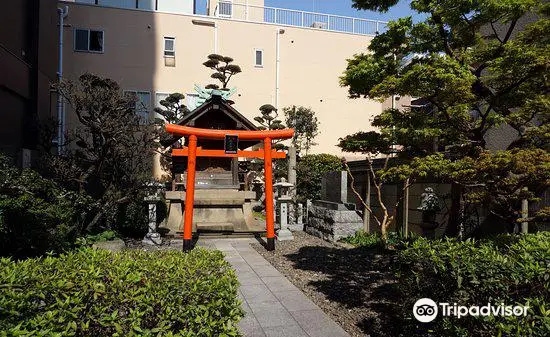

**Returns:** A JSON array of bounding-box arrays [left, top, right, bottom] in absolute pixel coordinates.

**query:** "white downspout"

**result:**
[[275, 28, 284, 110], [214, 22, 218, 53], [57, 6, 68, 154]]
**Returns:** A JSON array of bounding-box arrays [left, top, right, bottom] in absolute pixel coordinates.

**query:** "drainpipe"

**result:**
[[214, 22, 218, 53], [275, 28, 284, 110], [57, 6, 68, 154]]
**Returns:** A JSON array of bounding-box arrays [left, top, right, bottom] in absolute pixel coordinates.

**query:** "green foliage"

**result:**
[[342, 230, 418, 249], [254, 104, 285, 131], [395, 232, 550, 336], [203, 54, 242, 89], [154, 93, 189, 124], [0, 248, 243, 336], [76, 230, 119, 247], [381, 149, 550, 225], [341, 0, 549, 153], [0, 155, 92, 258], [46, 73, 160, 234], [283, 106, 320, 155], [340, 0, 550, 230], [296, 154, 343, 201]]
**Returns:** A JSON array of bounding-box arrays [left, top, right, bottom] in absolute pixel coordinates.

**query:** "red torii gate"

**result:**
[[165, 124, 294, 251]]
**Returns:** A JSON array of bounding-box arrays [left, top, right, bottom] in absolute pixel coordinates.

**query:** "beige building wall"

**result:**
[[60, 1, 382, 177]]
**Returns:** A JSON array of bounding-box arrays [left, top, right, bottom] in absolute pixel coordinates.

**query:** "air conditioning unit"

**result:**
[[310, 22, 327, 29]]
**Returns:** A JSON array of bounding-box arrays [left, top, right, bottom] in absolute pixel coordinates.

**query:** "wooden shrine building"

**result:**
[[161, 93, 267, 235]]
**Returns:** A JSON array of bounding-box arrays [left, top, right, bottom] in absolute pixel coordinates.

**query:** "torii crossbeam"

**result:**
[[165, 124, 294, 251]]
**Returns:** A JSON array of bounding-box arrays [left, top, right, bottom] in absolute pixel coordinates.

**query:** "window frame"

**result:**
[[154, 91, 170, 120], [254, 48, 264, 67], [73, 28, 104, 53], [164, 37, 176, 57], [218, 0, 233, 18], [125, 90, 152, 123]]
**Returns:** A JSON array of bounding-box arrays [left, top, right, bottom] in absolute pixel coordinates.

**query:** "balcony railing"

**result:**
[[214, 2, 387, 36]]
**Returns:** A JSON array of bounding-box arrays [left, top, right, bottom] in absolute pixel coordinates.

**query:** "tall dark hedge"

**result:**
[[0, 156, 91, 258], [296, 154, 343, 202]]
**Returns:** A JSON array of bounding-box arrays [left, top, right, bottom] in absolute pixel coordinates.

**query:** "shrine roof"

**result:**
[[161, 94, 259, 148]]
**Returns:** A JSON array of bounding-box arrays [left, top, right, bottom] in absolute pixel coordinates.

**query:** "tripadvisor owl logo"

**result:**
[[413, 298, 438, 323], [413, 298, 529, 323]]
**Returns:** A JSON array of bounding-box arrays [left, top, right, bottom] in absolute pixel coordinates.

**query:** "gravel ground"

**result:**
[[252, 231, 402, 337]]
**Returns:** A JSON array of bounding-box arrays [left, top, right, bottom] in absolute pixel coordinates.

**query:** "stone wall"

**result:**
[[306, 201, 363, 242]]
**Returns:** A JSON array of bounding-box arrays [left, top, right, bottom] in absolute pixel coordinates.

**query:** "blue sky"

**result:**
[[264, 0, 417, 22], [196, 1, 420, 22]]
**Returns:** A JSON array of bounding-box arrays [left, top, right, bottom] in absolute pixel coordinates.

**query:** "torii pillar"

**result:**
[[165, 124, 294, 251]]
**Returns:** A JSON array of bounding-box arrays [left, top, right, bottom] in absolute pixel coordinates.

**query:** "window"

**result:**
[[254, 49, 263, 67], [74, 29, 104, 53], [98, 0, 135, 9], [125, 90, 151, 123], [218, 0, 232, 17], [164, 37, 175, 57]]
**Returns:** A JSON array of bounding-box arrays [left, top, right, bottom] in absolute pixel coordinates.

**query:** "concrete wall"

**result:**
[[60, 1, 382, 176]]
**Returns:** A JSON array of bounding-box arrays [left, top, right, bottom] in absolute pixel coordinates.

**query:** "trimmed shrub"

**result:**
[[0, 156, 92, 258], [296, 154, 342, 202], [76, 230, 119, 247], [395, 232, 550, 336], [0, 248, 243, 336], [341, 230, 419, 249]]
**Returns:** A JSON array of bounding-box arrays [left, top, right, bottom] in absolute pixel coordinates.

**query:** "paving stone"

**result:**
[[230, 261, 254, 271], [223, 251, 241, 258], [238, 312, 266, 337], [225, 255, 247, 264], [241, 284, 278, 304], [241, 254, 270, 266], [291, 310, 350, 337], [237, 272, 264, 286], [252, 265, 282, 277], [261, 276, 298, 292], [215, 245, 237, 252], [262, 324, 309, 337], [248, 301, 298, 329], [237, 290, 245, 303], [273, 290, 319, 312], [194, 239, 351, 337]]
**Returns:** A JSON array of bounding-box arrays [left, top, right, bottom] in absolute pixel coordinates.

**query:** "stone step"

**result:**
[[197, 222, 235, 232], [166, 190, 256, 203]]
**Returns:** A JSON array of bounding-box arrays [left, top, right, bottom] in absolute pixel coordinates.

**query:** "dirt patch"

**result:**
[[252, 231, 403, 337]]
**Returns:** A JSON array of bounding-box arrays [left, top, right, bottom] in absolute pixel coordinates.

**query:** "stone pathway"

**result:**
[[198, 238, 351, 337]]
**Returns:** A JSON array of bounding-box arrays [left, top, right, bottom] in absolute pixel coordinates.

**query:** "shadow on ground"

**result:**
[[287, 245, 405, 336]]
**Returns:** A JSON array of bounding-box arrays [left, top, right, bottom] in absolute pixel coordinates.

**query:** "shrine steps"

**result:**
[[161, 189, 265, 235]]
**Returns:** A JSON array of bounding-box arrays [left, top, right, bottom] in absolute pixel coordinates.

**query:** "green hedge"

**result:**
[[395, 232, 550, 336], [0, 248, 243, 336], [341, 230, 419, 249], [296, 154, 342, 201], [0, 156, 92, 258]]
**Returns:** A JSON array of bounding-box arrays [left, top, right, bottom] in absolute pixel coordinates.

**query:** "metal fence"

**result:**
[[215, 2, 387, 36]]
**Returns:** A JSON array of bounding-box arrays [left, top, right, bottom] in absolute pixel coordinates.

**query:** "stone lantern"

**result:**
[[274, 178, 294, 241], [417, 187, 441, 239], [143, 182, 164, 245]]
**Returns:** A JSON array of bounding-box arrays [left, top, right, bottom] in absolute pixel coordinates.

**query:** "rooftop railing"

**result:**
[[215, 2, 387, 36]]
